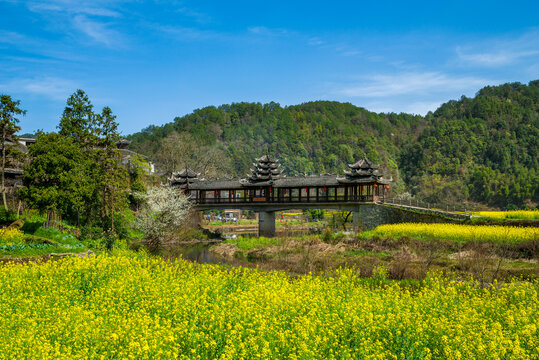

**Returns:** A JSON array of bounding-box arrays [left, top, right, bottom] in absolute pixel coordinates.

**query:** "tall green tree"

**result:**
[[19, 132, 87, 224], [93, 106, 128, 231], [22, 90, 129, 228], [58, 90, 128, 228], [0, 95, 25, 210], [58, 90, 95, 145]]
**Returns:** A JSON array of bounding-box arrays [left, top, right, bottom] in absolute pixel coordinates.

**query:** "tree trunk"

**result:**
[[1, 128, 7, 211], [44, 210, 50, 228], [111, 188, 114, 232]]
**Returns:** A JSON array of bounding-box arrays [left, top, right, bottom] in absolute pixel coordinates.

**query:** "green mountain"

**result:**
[[127, 80, 539, 209], [400, 81, 538, 209]]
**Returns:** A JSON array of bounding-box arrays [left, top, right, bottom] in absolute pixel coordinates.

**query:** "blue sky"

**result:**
[[1, 0, 538, 135]]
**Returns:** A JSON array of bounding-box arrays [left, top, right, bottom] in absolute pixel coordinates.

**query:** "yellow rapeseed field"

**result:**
[[476, 210, 539, 220], [0, 252, 537, 359], [0, 226, 24, 244], [369, 223, 539, 243]]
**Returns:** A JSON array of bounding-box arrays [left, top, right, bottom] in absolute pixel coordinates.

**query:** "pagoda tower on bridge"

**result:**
[[239, 150, 283, 186], [168, 168, 201, 188], [336, 157, 388, 184]]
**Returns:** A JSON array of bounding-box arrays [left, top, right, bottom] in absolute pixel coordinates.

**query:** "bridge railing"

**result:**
[[194, 194, 378, 205], [385, 198, 476, 215]]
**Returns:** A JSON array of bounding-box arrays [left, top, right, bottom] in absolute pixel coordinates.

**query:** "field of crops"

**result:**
[[0, 252, 537, 359], [365, 223, 539, 243], [476, 210, 539, 220], [0, 227, 24, 244]]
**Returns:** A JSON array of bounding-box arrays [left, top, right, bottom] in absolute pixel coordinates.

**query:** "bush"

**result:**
[[321, 228, 334, 244], [0, 208, 17, 226], [134, 186, 192, 251], [19, 211, 45, 234]]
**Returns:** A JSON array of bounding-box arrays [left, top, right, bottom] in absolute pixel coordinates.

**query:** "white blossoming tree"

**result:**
[[135, 186, 191, 250]]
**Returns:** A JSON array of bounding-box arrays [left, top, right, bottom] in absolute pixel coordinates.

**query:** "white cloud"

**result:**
[[24, 0, 124, 48], [1, 77, 79, 101], [0, 30, 87, 61], [175, 7, 211, 24], [359, 99, 444, 116], [79, 7, 121, 18], [156, 25, 222, 41], [456, 29, 539, 67], [308, 37, 324, 46], [248, 26, 288, 37], [401, 101, 443, 115], [336, 72, 490, 98], [0, 30, 29, 45], [27, 1, 122, 17], [26, 3, 63, 12], [340, 50, 361, 57], [72, 15, 122, 47], [457, 48, 539, 67]]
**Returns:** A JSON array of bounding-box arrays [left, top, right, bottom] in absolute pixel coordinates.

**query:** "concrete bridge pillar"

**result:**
[[186, 209, 202, 229], [352, 208, 362, 232], [258, 211, 276, 237]]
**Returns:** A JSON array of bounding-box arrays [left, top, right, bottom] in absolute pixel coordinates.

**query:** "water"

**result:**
[[157, 227, 322, 265], [214, 228, 320, 238]]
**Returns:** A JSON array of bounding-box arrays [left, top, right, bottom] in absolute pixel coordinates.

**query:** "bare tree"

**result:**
[[153, 131, 231, 178]]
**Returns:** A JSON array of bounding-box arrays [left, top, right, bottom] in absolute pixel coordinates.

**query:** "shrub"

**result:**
[[0, 208, 17, 226], [134, 186, 192, 251]]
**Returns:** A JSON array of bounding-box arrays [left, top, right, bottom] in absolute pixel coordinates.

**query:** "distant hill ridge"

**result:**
[[127, 80, 539, 209]]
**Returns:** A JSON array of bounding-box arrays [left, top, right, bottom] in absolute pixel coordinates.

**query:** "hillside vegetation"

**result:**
[[127, 81, 539, 209], [401, 81, 539, 209]]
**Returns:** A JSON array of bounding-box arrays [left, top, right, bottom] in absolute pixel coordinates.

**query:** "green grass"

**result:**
[[277, 219, 311, 226], [345, 249, 391, 259], [208, 219, 257, 226], [1, 219, 87, 258], [503, 260, 538, 269], [223, 235, 282, 250], [32, 227, 80, 245], [0, 243, 86, 257]]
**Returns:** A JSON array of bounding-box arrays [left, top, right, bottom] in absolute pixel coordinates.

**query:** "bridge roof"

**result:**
[[276, 175, 339, 187], [185, 174, 388, 190], [188, 179, 241, 190]]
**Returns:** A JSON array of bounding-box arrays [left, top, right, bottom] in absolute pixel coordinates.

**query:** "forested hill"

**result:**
[[400, 81, 538, 209], [127, 80, 539, 209], [128, 101, 426, 189]]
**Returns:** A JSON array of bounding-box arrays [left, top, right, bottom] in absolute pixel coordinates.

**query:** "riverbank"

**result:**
[[200, 231, 539, 282]]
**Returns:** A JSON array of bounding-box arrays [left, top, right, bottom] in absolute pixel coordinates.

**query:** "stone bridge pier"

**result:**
[[258, 211, 276, 237], [192, 203, 469, 238]]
